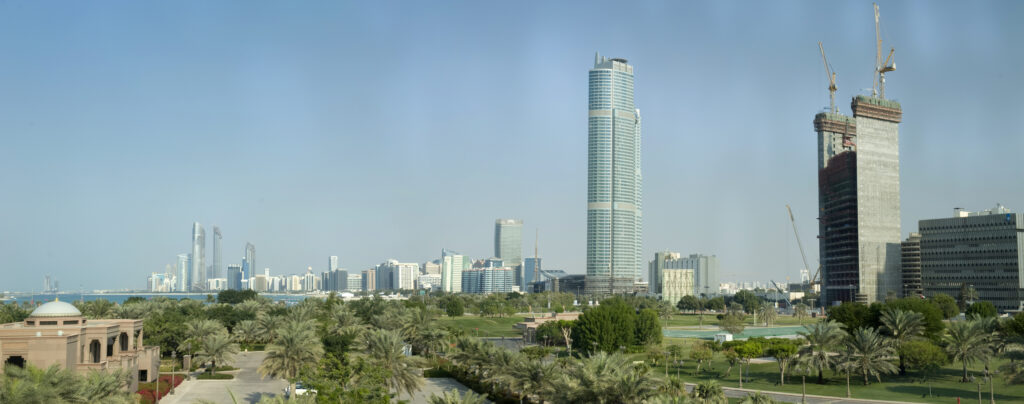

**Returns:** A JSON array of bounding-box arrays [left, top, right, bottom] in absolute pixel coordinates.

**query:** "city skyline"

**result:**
[[2, 1, 1023, 292]]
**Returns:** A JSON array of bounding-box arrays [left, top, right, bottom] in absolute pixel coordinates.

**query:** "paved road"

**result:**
[[402, 377, 491, 404], [161, 352, 288, 404]]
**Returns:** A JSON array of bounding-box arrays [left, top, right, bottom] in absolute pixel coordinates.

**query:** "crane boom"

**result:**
[[818, 42, 838, 113], [786, 205, 812, 283], [873, 3, 896, 99]]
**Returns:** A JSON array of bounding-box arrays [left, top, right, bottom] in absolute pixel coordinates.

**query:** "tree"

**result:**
[[966, 301, 997, 319], [718, 312, 745, 336], [428, 389, 489, 404], [797, 320, 846, 384], [444, 298, 464, 318], [635, 308, 663, 346], [217, 289, 259, 304], [900, 340, 948, 397], [690, 380, 727, 404], [932, 293, 959, 319], [0, 364, 133, 404], [705, 297, 726, 312], [677, 295, 701, 313], [880, 297, 946, 339], [879, 308, 925, 375], [738, 392, 779, 404], [731, 290, 762, 313], [571, 298, 636, 355], [793, 303, 809, 325], [259, 319, 325, 400], [827, 302, 872, 331], [957, 283, 979, 312], [734, 341, 763, 388], [360, 329, 422, 397], [690, 341, 713, 374], [195, 332, 240, 376], [499, 358, 558, 403], [180, 319, 225, 364], [756, 305, 777, 327], [945, 319, 993, 382], [232, 320, 260, 349], [841, 328, 898, 385], [766, 339, 798, 386], [722, 349, 739, 378], [552, 352, 663, 403]]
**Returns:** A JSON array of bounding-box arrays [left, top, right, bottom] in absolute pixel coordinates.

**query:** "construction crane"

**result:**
[[818, 42, 838, 114], [872, 3, 896, 99], [770, 280, 793, 311], [786, 205, 821, 292]]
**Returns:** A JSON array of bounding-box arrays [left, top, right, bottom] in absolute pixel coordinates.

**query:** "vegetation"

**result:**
[[0, 364, 134, 404], [571, 297, 661, 355]]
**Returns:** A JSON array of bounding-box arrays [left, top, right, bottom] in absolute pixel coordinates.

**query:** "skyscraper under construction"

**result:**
[[817, 4, 903, 305]]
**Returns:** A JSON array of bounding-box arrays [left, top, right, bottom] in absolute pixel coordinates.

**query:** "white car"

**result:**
[[285, 382, 316, 398]]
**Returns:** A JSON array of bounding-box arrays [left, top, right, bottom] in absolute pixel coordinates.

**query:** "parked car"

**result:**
[[285, 382, 316, 398]]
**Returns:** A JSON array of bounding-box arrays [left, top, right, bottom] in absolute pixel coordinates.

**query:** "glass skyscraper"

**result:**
[[191, 222, 205, 291], [586, 53, 642, 295], [210, 226, 222, 280], [494, 218, 523, 285], [243, 242, 255, 283]]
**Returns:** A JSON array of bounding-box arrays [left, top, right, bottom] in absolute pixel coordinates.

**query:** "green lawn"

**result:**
[[437, 316, 525, 337], [662, 313, 821, 329], [644, 337, 1023, 403]]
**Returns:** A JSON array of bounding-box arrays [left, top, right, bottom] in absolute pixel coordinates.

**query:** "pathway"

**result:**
[[686, 383, 918, 404], [160, 351, 287, 404]]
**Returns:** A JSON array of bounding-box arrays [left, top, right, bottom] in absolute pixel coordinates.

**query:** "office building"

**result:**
[[227, 264, 243, 291], [417, 274, 442, 291], [423, 261, 441, 275], [901, 233, 922, 297], [919, 205, 1024, 312], [249, 274, 269, 292], [649, 252, 719, 297], [586, 53, 643, 295], [347, 273, 363, 292], [190, 222, 205, 291], [176, 254, 189, 292], [661, 269, 695, 304], [329, 256, 339, 272], [462, 267, 516, 294], [817, 93, 903, 304], [362, 269, 376, 292], [243, 243, 255, 282], [322, 268, 348, 292], [523, 257, 542, 292], [374, 260, 417, 290], [441, 249, 469, 293], [210, 226, 222, 280], [495, 219, 523, 282]]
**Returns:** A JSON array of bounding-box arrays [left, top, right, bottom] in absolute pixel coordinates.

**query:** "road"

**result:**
[[686, 383, 917, 404], [160, 351, 288, 404]]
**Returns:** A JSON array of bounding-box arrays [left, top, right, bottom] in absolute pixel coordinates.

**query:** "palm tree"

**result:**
[[500, 358, 558, 403], [428, 389, 489, 404], [554, 351, 662, 404], [179, 319, 225, 367], [690, 380, 727, 404], [0, 364, 134, 404], [258, 319, 324, 400], [796, 320, 845, 384], [256, 314, 285, 343], [946, 319, 994, 382], [359, 328, 423, 398], [232, 320, 260, 349], [195, 332, 240, 376], [756, 305, 777, 327], [737, 392, 779, 404], [879, 307, 925, 375], [793, 303, 809, 325], [841, 327, 898, 385]]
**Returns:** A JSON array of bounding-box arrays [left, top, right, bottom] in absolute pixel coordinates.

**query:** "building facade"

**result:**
[[817, 95, 903, 304], [361, 269, 376, 292], [661, 269, 694, 304], [919, 205, 1024, 312], [901, 232, 922, 297], [227, 264, 243, 291], [176, 254, 189, 292], [462, 267, 516, 294], [495, 219, 523, 281], [243, 243, 255, 283], [523, 257, 542, 292], [649, 252, 719, 297], [190, 222, 205, 291], [586, 53, 643, 295], [441, 250, 469, 293], [210, 226, 222, 280], [347, 273, 363, 292]]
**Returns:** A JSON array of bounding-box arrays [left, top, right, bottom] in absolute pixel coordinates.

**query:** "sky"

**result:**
[[1, 1, 1022, 292]]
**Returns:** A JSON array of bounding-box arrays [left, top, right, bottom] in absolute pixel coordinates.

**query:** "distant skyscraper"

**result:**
[[227, 264, 243, 291], [817, 95, 903, 304], [243, 243, 255, 282], [329, 256, 339, 272], [441, 249, 469, 293], [523, 257, 542, 291], [494, 219, 523, 264], [649, 252, 719, 297], [176, 254, 189, 292], [191, 222, 206, 291], [586, 53, 643, 295], [210, 226, 222, 280]]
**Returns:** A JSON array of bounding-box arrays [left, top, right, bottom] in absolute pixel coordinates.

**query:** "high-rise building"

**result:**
[[462, 267, 516, 294], [177, 253, 189, 292], [329, 256, 339, 272], [210, 226, 222, 280], [662, 269, 695, 304], [817, 94, 903, 304], [495, 218, 523, 275], [227, 264, 243, 291], [919, 205, 1023, 312], [374, 260, 417, 290], [441, 249, 469, 293], [586, 53, 643, 295], [649, 252, 719, 297], [523, 257, 542, 292], [347, 273, 363, 292], [191, 222, 206, 291], [322, 268, 348, 292], [422, 261, 441, 275], [361, 269, 376, 292], [901, 233, 922, 297], [243, 243, 255, 282]]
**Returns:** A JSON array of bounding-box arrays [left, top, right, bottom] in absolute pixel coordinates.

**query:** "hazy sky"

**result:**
[[1, 1, 1022, 292]]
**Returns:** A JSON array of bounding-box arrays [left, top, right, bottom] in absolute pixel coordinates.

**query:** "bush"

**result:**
[[966, 301, 998, 318], [137, 374, 184, 404], [196, 373, 234, 380]]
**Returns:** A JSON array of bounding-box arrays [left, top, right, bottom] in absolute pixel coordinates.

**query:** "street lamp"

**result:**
[[170, 351, 176, 395]]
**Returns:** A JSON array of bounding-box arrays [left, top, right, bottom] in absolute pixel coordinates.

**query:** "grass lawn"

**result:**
[[641, 337, 1023, 403], [436, 315, 526, 337], [662, 313, 821, 329], [196, 373, 234, 380]]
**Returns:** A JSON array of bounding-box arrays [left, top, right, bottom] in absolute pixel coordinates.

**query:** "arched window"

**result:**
[[4, 356, 25, 368], [90, 340, 101, 363], [119, 332, 129, 351]]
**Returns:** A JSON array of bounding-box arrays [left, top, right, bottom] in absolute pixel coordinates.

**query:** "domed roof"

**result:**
[[29, 300, 82, 318]]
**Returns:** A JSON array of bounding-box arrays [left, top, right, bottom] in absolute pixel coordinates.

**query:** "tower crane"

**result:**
[[786, 205, 821, 298], [872, 3, 896, 99], [818, 42, 838, 114]]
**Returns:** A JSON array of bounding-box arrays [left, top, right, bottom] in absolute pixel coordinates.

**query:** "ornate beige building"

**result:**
[[661, 269, 695, 305], [0, 300, 159, 391]]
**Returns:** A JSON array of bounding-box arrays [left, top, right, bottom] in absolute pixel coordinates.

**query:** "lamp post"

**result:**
[[170, 351, 176, 395]]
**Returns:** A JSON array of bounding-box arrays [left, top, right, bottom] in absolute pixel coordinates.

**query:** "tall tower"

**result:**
[[586, 52, 642, 295], [243, 243, 256, 282], [190, 222, 205, 291], [211, 226, 222, 280], [494, 219, 523, 286]]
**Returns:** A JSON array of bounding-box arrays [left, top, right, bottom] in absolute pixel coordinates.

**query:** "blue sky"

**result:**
[[1, 1, 1021, 292]]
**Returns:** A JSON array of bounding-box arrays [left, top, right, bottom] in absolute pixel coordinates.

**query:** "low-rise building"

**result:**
[[515, 312, 582, 344], [0, 300, 160, 392]]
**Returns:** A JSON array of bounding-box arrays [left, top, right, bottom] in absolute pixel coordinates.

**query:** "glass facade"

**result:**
[[191, 222, 205, 291], [586, 53, 642, 294]]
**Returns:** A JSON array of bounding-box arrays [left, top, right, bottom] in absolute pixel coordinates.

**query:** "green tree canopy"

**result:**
[[731, 290, 762, 314], [826, 302, 872, 331], [571, 298, 636, 355], [634, 308, 662, 346], [217, 289, 259, 304], [931, 293, 959, 319], [966, 301, 997, 319], [677, 295, 702, 313]]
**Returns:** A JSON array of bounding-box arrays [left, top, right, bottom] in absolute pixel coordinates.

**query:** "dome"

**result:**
[[29, 300, 82, 318]]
